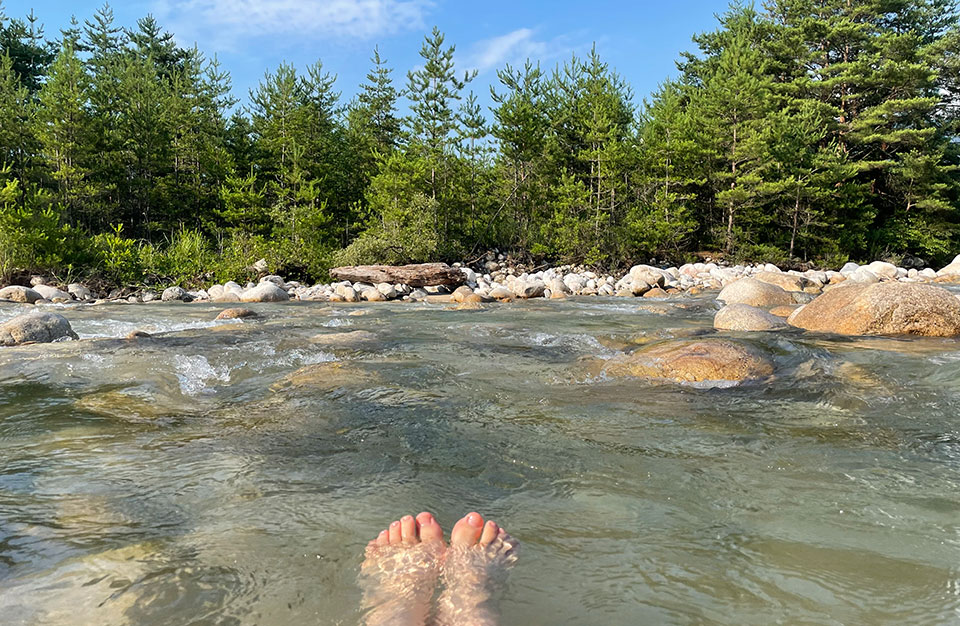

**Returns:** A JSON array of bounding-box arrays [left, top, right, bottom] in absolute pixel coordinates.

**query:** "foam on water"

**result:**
[[174, 354, 232, 395]]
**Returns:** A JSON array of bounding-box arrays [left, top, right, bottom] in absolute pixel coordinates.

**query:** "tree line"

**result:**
[[1, 1, 958, 286]]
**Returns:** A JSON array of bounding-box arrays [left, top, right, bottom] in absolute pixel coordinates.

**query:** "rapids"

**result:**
[[1, 297, 959, 624]]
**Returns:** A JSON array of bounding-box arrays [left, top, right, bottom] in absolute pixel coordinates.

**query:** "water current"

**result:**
[[1, 296, 959, 624]]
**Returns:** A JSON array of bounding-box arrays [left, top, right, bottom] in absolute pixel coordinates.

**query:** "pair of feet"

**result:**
[[360, 512, 518, 626]]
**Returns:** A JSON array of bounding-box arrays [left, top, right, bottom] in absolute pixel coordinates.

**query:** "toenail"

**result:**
[[467, 513, 483, 527]]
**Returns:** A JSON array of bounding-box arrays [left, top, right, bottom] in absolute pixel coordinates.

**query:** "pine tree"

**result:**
[[34, 41, 94, 225]]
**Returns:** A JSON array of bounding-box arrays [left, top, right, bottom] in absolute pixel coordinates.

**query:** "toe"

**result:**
[[416, 511, 444, 543], [376, 529, 389, 547], [450, 511, 485, 546], [388, 519, 402, 545], [479, 520, 499, 546], [400, 515, 418, 544]]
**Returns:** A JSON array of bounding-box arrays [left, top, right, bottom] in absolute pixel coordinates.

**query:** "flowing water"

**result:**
[[1, 296, 960, 625]]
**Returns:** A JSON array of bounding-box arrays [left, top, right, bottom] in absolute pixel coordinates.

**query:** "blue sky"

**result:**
[[5, 0, 732, 112]]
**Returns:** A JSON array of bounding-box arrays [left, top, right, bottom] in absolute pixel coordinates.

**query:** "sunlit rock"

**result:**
[[717, 277, 795, 308], [714, 303, 787, 331], [0, 285, 42, 303], [603, 338, 775, 385], [787, 282, 960, 336]]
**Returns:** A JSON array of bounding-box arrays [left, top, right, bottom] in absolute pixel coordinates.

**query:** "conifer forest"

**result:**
[[1, 1, 958, 285]]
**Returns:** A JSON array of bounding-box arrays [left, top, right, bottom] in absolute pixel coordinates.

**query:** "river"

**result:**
[[1, 297, 959, 624]]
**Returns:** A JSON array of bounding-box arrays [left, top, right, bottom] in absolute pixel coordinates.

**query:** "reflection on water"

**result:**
[[1, 298, 960, 624]]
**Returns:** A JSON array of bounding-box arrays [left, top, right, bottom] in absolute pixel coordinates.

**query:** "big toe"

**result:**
[[450, 511, 485, 547], [416, 511, 444, 543]]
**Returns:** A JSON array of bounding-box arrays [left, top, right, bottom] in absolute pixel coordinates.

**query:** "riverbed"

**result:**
[[1, 297, 959, 624]]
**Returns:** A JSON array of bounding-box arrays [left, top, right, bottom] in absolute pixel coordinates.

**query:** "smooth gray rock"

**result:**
[[0, 312, 79, 345], [161, 286, 190, 302], [33, 284, 72, 301], [714, 304, 788, 331], [240, 282, 290, 303]]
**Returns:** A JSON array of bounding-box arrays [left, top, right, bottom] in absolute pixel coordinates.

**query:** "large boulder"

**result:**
[[240, 282, 290, 303], [603, 339, 774, 385], [0, 312, 79, 345], [0, 285, 42, 304], [937, 254, 960, 277], [754, 271, 809, 292], [161, 286, 190, 302], [714, 304, 788, 331], [717, 277, 794, 308], [627, 265, 666, 287], [787, 282, 960, 336], [33, 284, 72, 301]]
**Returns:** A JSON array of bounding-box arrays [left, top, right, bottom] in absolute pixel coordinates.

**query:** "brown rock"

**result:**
[[717, 277, 794, 307], [754, 271, 809, 292], [643, 287, 669, 298], [463, 293, 485, 303], [309, 330, 378, 347], [769, 305, 800, 318], [452, 285, 474, 303], [329, 263, 465, 287], [713, 304, 787, 331], [270, 361, 377, 392], [0, 285, 42, 304], [787, 282, 960, 336], [425, 294, 453, 304], [216, 307, 257, 320], [603, 339, 774, 384]]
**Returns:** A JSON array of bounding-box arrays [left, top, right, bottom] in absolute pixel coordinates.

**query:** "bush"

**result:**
[[335, 194, 439, 266], [91, 224, 142, 285]]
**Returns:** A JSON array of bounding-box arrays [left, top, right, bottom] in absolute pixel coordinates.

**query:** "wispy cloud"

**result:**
[[463, 27, 587, 75], [155, 0, 433, 48]]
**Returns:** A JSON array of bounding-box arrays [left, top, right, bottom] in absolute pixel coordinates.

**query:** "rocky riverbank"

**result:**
[[4, 254, 960, 307]]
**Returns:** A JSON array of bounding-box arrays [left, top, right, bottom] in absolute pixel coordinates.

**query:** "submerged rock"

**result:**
[[0, 285, 42, 303], [0, 311, 79, 346], [270, 361, 377, 392], [309, 330, 378, 347], [717, 277, 794, 308], [216, 307, 258, 320], [787, 282, 960, 337], [714, 303, 788, 331], [603, 338, 775, 385]]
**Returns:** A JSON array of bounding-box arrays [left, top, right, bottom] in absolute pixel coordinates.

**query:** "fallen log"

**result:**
[[329, 263, 465, 287]]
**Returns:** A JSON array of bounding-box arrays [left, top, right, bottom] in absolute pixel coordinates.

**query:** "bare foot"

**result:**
[[360, 512, 446, 626], [436, 512, 519, 626]]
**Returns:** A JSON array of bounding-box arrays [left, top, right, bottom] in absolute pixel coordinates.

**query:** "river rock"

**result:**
[[628, 265, 667, 287], [488, 286, 514, 301], [31, 284, 72, 301], [717, 277, 794, 307], [643, 287, 669, 298], [769, 304, 800, 318], [216, 307, 257, 320], [309, 330, 378, 347], [512, 279, 545, 299], [213, 291, 241, 303], [865, 261, 898, 279], [603, 338, 774, 385], [67, 283, 92, 300], [361, 287, 384, 302], [271, 361, 377, 392], [714, 304, 788, 331], [787, 282, 960, 336], [240, 282, 290, 303], [161, 286, 190, 302], [937, 254, 960, 276], [0, 285, 42, 303], [376, 282, 397, 299], [330, 263, 465, 287], [452, 285, 474, 303], [0, 311, 79, 345], [754, 271, 808, 292], [846, 267, 880, 284]]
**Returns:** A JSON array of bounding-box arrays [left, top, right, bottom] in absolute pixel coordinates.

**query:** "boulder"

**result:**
[[846, 267, 880, 284], [161, 286, 190, 302], [30, 284, 71, 301], [376, 283, 398, 299], [213, 291, 241, 303], [603, 339, 774, 385], [643, 287, 669, 298], [67, 283, 92, 300], [769, 304, 800, 318], [0, 312, 79, 346], [216, 307, 257, 320], [452, 285, 474, 303], [714, 304, 788, 331], [361, 288, 384, 302], [787, 282, 960, 336], [754, 271, 809, 292], [0, 285, 42, 304], [865, 261, 898, 279], [717, 277, 794, 308], [488, 287, 514, 301], [240, 282, 290, 303], [512, 280, 545, 299]]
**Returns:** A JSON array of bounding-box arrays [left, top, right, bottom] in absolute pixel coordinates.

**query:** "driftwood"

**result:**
[[329, 263, 465, 287]]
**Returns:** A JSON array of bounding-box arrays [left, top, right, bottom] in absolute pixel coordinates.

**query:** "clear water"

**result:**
[[1, 297, 959, 625]]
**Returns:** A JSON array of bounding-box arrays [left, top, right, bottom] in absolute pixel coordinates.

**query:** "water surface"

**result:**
[[1, 297, 959, 624]]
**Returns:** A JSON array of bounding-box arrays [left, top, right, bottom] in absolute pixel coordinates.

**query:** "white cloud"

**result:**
[[155, 0, 432, 47], [463, 28, 585, 75]]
